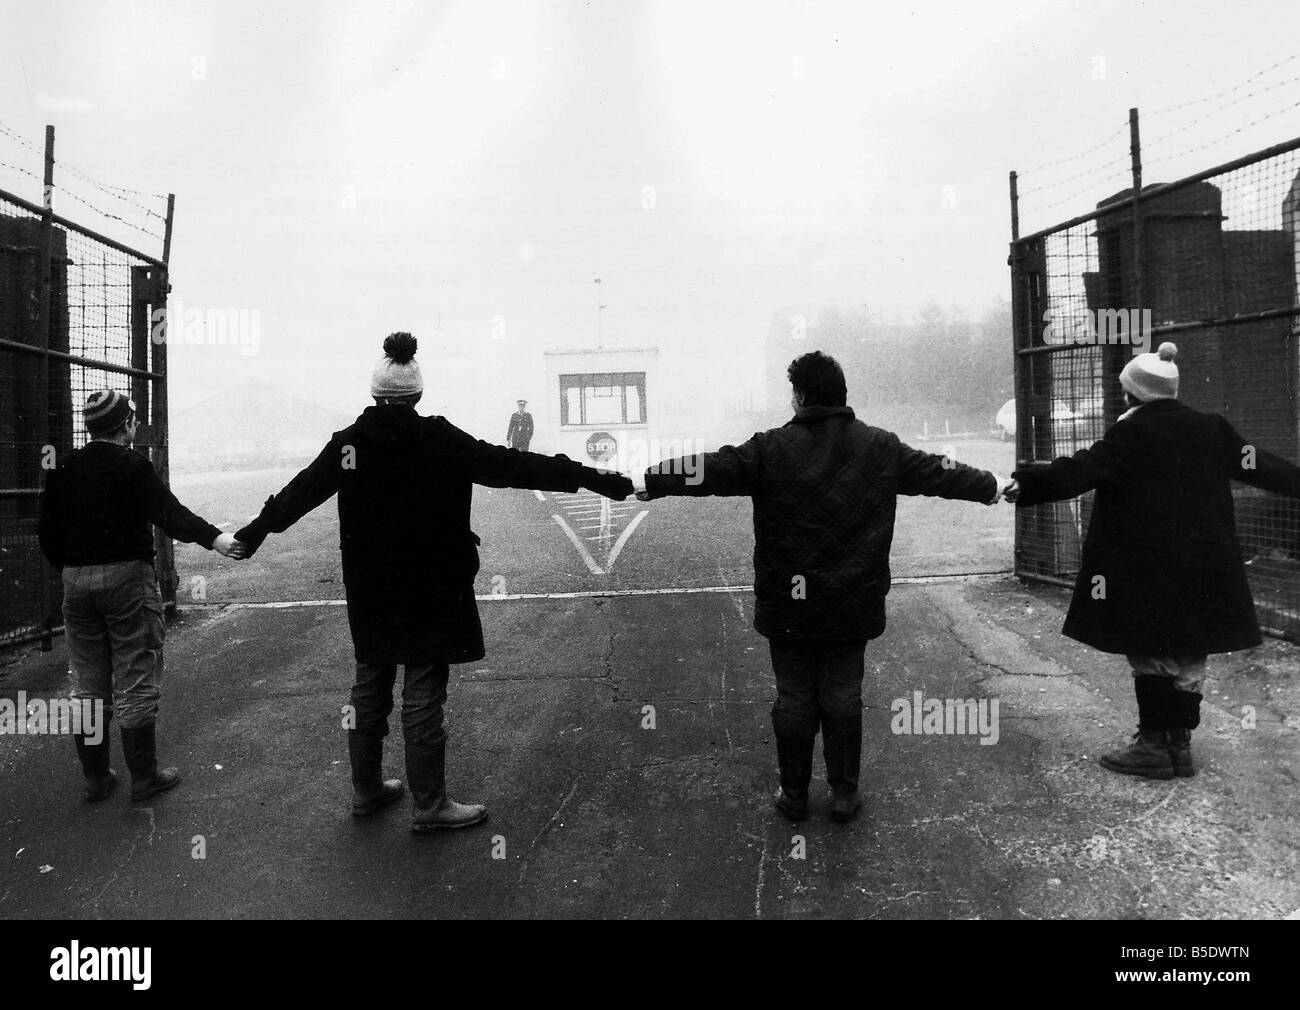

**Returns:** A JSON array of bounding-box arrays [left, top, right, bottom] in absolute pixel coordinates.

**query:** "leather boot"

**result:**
[[119, 724, 181, 801], [1099, 727, 1174, 779], [773, 733, 814, 821], [1165, 728, 1194, 778], [1166, 689, 1201, 778], [407, 733, 488, 833], [348, 730, 404, 816], [73, 710, 115, 802], [822, 718, 862, 823], [1100, 675, 1175, 780]]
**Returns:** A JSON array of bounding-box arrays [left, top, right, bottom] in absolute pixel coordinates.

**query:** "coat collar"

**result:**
[[787, 405, 855, 426]]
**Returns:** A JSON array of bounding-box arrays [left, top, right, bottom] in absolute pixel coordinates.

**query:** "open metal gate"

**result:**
[[1009, 112, 1300, 639], [0, 126, 174, 650]]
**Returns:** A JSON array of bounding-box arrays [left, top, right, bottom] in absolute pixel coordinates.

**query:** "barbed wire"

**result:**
[[1145, 70, 1300, 150], [1022, 166, 1132, 220], [1147, 53, 1299, 117], [0, 116, 169, 211], [1019, 120, 1130, 175], [1017, 153, 1130, 198], [55, 186, 166, 243], [0, 120, 41, 155], [1147, 95, 1300, 166]]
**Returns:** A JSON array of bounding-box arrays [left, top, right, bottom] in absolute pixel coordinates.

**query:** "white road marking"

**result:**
[[552, 513, 604, 575], [188, 571, 1013, 611], [605, 510, 648, 569], [533, 490, 546, 502]]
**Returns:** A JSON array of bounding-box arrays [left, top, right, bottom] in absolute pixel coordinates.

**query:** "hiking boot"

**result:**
[[120, 725, 181, 801], [348, 730, 405, 816], [1099, 728, 1174, 780], [1166, 728, 1195, 778]]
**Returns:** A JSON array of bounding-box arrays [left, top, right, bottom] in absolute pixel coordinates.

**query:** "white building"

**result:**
[[540, 346, 663, 471]]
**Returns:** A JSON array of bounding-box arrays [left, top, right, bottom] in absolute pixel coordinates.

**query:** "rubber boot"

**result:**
[[822, 718, 862, 823], [1099, 675, 1174, 780], [407, 733, 488, 833], [1166, 689, 1202, 778], [349, 730, 404, 816], [73, 710, 115, 802], [773, 733, 814, 822], [119, 724, 181, 801]]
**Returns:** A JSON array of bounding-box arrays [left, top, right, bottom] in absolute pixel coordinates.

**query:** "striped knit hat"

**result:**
[[1120, 341, 1179, 402], [83, 390, 135, 435]]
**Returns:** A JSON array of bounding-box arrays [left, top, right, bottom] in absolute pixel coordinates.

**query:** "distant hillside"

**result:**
[[169, 380, 355, 472]]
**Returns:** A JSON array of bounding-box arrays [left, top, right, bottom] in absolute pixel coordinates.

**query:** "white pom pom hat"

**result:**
[[1120, 341, 1179, 402]]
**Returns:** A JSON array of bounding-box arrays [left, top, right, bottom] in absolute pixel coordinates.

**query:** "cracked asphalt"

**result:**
[[2, 457, 1298, 919]]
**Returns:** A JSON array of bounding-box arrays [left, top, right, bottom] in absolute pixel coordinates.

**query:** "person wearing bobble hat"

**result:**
[[38, 390, 246, 804], [233, 332, 632, 832], [1006, 342, 1300, 780]]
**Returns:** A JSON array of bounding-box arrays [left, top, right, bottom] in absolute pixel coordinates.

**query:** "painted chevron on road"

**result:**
[[542, 490, 648, 575]]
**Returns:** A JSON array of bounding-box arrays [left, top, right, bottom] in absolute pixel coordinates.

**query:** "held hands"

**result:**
[[990, 474, 1020, 505], [581, 468, 635, 502], [212, 532, 249, 559]]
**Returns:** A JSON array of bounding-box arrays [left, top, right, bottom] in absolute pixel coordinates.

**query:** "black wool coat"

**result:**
[[235, 405, 589, 665], [1013, 399, 1300, 656], [645, 406, 997, 642]]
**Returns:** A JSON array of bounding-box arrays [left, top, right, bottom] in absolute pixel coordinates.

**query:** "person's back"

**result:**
[[641, 351, 1003, 823], [38, 390, 236, 806], [747, 408, 962, 640], [1011, 341, 1300, 781]]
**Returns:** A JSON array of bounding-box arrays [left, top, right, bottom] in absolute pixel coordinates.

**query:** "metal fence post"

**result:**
[[1129, 108, 1144, 317], [35, 125, 55, 650], [155, 194, 176, 617]]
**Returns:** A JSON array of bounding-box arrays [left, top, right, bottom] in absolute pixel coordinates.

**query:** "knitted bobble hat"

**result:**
[[1120, 341, 1179, 402], [83, 389, 134, 435], [370, 332, 423, 398]]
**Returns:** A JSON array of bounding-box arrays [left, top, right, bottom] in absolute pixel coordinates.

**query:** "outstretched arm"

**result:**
[[1011, 426, 1129, 507], [897, 442, 1000, 504], [1220, 417, 1300, 498], [234, 437, 344, 556], [443, 421, 631, 499], [642, 435, 761, 499]]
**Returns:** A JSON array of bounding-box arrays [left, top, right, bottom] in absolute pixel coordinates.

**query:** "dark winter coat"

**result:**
[[235, 405, 591, 665], [506, 410, 534, 448], [1012, 399, 1300, 656], [644, 406, 998, 642]]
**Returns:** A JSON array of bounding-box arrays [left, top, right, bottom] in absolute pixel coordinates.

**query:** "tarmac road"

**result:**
[[2, 438, 1298, 919]]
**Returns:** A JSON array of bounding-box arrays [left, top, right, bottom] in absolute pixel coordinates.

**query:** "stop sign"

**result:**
[[586, 431, 617, 463]]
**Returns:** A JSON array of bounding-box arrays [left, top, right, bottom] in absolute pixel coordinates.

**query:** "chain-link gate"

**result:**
[[0, 126, 173, 650], [1010, 114, 1300, 639]]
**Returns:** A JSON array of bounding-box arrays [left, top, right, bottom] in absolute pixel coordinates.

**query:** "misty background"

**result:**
[[2, 0, 1299, 461]]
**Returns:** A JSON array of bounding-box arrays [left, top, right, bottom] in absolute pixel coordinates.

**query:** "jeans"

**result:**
[[351, 660, 450, 745], [1127, 654, 1206, 694], [62, 560, 164, 730], [769, 639, 867, 796]]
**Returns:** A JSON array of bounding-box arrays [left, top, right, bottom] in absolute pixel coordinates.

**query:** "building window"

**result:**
[[559, 372, 647, 426]]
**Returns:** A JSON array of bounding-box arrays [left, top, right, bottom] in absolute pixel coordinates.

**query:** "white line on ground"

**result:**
[[605, 510, 648, 569], [551, 513, 604, 575], [186, 570, 1014, 610], [533, 490, 546, 502]]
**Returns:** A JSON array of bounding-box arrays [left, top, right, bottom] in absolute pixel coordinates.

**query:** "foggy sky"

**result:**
[[2, 0, 1299, 438]]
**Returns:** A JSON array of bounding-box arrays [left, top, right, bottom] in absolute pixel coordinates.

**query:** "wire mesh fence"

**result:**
[[0, 130, 171, 650], [1010, 120, 1300, 640]]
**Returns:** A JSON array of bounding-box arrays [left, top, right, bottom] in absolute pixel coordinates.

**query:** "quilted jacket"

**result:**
[[644, 406, 997, 641]]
